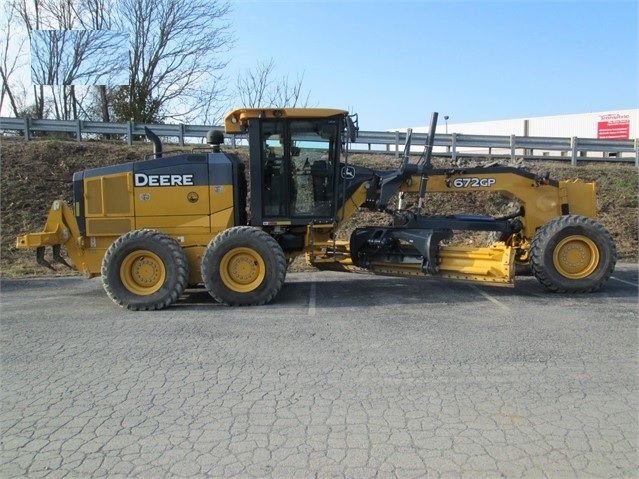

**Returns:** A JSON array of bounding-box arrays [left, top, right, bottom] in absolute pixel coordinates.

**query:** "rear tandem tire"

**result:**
[[530, 215, 616, 293], [102, 229, 189, 310], [201, 226, 287, 306]]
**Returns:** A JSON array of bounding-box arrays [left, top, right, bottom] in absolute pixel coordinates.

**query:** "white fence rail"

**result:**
[[1, 116, 637, 166]]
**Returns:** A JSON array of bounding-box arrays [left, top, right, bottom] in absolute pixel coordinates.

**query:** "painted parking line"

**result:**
[[308, 281, 316, 316], [469, 285, 510, 310], [610, 276, 638, 287]]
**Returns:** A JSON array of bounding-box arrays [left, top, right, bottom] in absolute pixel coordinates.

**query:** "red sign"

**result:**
[[597, 113, 630, 139]]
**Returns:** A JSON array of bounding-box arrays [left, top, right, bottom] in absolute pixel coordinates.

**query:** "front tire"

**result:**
[[102, 229, 188, 310], [201, 226, 286, 306], [530, 215, 616, 293]]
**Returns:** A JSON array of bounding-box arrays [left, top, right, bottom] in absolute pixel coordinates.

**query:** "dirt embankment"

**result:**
[[1, 137, 637, 276]]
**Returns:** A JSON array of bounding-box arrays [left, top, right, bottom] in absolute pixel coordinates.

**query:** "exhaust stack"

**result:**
[[144, 127, 163, 158]]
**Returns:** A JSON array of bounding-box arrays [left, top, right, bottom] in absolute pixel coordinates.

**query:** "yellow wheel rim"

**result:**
[[120, 250, 166, 295], [553, 235, 599, 279], [220, 247, 265, 292]]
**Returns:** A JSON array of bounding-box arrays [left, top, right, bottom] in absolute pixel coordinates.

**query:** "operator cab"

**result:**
[[225, 108, 352, 227]]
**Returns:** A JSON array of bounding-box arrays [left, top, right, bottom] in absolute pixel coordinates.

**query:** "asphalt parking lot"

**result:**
[[1, 264, 637, 478]]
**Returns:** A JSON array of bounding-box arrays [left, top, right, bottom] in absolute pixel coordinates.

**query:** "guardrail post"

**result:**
[[179, 124, 185, 147], [451, 133, 457, 161], [76, 118, 82, 142], [127, 120, 133, 146], [635, 138, 638, 167], [571, 136, 578, 166], [510, 134, 516, 161], [24, 117, 31, 141], [394, 131, 400, 158]]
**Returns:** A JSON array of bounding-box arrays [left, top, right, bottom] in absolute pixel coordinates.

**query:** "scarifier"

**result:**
[[16, 108, 617, 309]]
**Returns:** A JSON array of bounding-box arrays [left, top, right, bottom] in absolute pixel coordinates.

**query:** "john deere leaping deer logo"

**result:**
[[341, 166, 356, 179]]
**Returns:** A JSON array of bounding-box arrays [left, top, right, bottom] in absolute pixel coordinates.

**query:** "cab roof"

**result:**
[[224, 108, 349, 133]]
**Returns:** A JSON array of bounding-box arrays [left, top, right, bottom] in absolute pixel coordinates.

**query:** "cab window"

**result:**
[[259, 118, 339, 221]]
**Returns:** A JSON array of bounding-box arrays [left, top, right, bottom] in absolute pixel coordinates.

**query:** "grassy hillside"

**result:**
[[1, 137, 637, 277]]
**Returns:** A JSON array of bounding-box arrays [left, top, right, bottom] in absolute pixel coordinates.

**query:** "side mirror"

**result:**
[[346, 114, 359, 143]]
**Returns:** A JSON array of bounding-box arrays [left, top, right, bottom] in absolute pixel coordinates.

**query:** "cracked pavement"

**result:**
[[1, 265, 637, 478]]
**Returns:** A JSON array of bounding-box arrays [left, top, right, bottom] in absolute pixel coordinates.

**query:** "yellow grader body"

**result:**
[[17, 108, 616, 310]]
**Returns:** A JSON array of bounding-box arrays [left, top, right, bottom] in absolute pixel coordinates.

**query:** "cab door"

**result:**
[[249, 116, 341, 226]]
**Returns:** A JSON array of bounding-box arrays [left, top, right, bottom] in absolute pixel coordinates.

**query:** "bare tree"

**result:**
[[6, 0, 236, 123], [111, 0, 232, 124], [75, 0, 123, 122], [12, 0, 82, 118], [10, 0, 45, 118], [0, 2, 27, 116], [236, 58, 311, 108], [271, 71, 310, 108], [193, 82, 228, 126], [9, 0, 127, 120], [29, 28, 127, 120], [236, 59, 276, 108]]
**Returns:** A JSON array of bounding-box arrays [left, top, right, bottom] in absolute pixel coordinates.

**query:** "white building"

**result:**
[[427, 109, 637, 139], [406, 109, 638, 159]]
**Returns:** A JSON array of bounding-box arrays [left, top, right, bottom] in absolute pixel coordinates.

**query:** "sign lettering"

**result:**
[[134, 173, 194, 187]]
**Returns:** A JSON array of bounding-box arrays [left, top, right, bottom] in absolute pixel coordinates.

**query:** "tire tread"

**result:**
[[530, 215, 616, 293], [102, 229, 188, 310], [202, 226, 286, 306]]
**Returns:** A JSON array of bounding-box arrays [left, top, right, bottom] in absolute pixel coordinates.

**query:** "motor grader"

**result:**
[[16, 108, 617, 310]]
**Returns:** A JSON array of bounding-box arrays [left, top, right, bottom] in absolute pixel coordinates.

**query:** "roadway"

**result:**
[[1, 265, 637, 478]]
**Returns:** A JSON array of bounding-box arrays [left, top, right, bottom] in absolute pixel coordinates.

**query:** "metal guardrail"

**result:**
[[0, 117, 217, 146], [359, 131, 638, 166], [1, 116, 637, 166]]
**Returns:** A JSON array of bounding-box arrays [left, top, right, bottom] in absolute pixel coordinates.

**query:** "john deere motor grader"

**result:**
[[16, 108, 617, 310]]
